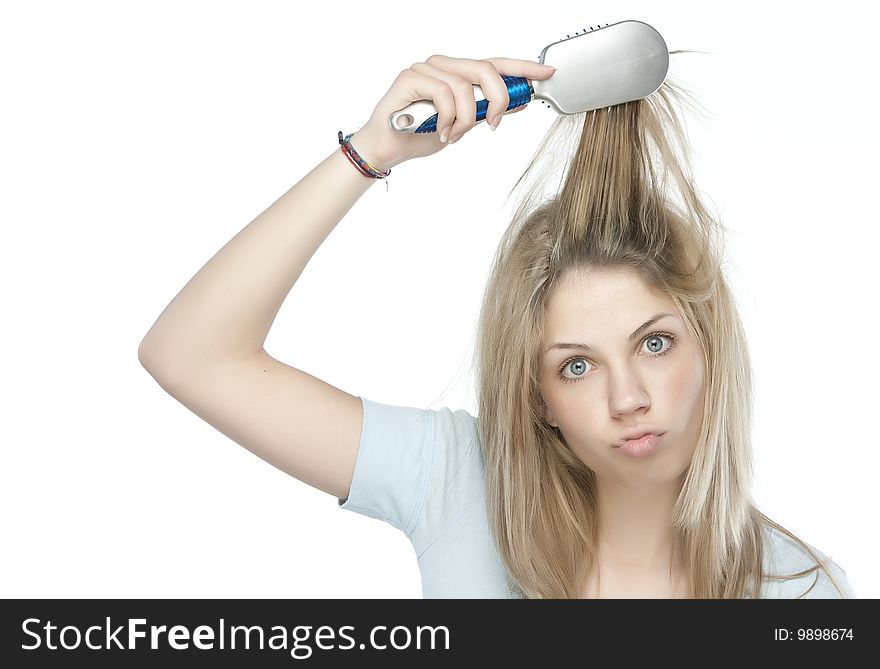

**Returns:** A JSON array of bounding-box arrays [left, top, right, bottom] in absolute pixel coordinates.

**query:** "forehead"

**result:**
[[544, 268, 677, 330]]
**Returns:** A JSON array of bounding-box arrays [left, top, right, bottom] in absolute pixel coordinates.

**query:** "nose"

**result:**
[[608, 365, 650, 417]]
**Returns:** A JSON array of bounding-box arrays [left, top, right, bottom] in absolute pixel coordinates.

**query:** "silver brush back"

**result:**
[[533, 20, 668, 115], [389, 20, 669, 133]]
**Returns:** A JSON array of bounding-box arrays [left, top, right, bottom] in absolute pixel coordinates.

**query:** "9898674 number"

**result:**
[[774, 628, 854, 641]]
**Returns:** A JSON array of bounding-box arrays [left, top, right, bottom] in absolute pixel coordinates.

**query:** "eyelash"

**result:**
[[556, 331, 678, 385]]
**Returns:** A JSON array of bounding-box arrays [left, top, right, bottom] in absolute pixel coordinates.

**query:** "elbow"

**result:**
[[138, 335, 173, 377], [138, 338, 151, 368], [138, 338, 184, 392], [138, 335, 157, 370]]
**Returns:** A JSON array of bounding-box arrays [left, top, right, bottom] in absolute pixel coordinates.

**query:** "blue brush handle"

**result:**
[[389, 75, 534, 133]]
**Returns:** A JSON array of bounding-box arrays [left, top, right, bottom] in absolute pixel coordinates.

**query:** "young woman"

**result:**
[[138, 53, 854, 598]]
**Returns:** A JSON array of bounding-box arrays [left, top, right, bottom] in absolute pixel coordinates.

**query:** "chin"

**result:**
[[600, 442, 693, 485]]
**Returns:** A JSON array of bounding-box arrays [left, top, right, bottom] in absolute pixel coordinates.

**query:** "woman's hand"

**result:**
[[348, 55, 556, 172]]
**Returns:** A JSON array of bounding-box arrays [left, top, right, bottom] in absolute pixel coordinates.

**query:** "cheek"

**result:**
[[543, 382, 607, 442], [665, 347, 705, 417], [542, 378, 589, 429]]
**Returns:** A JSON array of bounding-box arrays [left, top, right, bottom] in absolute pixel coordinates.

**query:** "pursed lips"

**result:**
[[613, 429, 665, 448]]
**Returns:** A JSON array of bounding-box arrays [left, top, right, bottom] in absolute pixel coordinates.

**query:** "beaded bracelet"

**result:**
[[338, 131, 391, 180]]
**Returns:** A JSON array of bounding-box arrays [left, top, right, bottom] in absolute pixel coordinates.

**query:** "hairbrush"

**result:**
[[389, 19, 669, 133]]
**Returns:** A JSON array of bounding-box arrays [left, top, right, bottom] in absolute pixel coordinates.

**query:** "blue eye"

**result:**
[[643, 334, 672, 355], [560, 357, 593, 382], [557, 332, 677, 385]]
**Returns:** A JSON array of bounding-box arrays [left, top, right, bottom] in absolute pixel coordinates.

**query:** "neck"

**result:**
[[586, 474, 686, 597], [595, 475, 682, 569]]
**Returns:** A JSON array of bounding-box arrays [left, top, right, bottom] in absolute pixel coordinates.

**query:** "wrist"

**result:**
[[347, 129, 396, 173]]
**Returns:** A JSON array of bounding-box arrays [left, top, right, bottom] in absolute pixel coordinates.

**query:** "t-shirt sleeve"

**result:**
[[337, 395, 485, 552], [337, 396, 434, 537]]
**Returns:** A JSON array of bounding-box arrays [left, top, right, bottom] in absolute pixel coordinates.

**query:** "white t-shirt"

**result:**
[[339, 396, 855, 598]]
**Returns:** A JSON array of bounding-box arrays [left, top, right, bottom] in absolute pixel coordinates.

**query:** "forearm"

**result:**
[[139, 138, 381, 375]]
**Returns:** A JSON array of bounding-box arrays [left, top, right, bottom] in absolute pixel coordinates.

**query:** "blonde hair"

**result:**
[[473, 51, 849, 598]]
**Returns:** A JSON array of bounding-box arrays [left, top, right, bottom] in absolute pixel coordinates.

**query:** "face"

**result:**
[[539, 266, 705, 486]]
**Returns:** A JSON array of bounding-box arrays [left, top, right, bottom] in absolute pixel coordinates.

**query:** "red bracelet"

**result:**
[[338, 131, 391, 179]]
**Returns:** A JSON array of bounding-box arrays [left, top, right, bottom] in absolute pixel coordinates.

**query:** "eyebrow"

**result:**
[[544, 312, 676, 354]]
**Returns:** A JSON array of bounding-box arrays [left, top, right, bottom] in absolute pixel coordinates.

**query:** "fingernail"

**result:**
[[489, 115, 500, 130], [541, 64, 557, 71], [439, 127, 449, 143], [448, 133, 462, 144]]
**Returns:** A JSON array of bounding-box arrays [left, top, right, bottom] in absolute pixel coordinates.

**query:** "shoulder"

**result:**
[[338, 397, 481, 535], [414, 402, 485, 512], [360, 396, 479, 447], [761, 525, 855, 598], [350, 397, 486, 550]]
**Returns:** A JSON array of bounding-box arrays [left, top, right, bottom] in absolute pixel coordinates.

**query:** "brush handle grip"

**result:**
[[388, 75, 533, 133]]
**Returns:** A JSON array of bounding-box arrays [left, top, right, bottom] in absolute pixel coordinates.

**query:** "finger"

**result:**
[[482, 58, 555, 124], [409, 61, 477, 141], [483, 57, 557, 83], [391, 67, 458, 142], [485, 57, 556, 111], [423, 55, 512, 131]]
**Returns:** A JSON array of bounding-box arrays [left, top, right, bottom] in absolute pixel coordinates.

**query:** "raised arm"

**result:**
[[138, 55, 556, 500]]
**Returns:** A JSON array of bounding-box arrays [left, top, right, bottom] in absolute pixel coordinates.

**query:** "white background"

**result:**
[[2, 0, 877, 598]]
